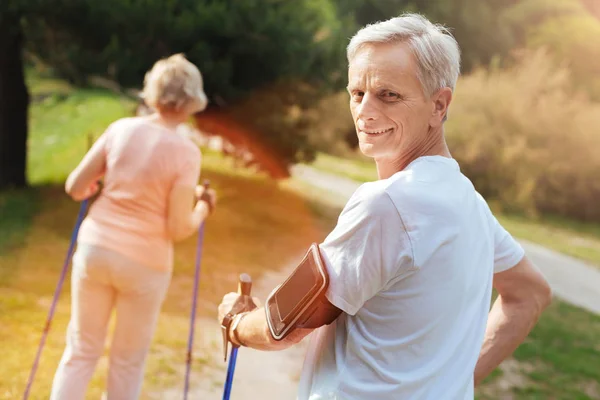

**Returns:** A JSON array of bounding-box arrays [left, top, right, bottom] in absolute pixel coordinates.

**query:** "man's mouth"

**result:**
[[361, 127, 394, 136]]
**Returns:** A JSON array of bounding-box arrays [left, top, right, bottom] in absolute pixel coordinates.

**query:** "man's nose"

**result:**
[[356, 93, 379, 121]]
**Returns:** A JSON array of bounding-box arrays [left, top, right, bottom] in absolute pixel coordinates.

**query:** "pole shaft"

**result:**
[[23, 199, 88, 400]]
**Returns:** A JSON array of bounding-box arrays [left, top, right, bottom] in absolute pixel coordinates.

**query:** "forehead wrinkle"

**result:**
[[348, 43, 420, 93]]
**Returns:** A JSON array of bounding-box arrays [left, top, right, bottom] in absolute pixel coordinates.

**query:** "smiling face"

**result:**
[[347, 41, 442, 164]]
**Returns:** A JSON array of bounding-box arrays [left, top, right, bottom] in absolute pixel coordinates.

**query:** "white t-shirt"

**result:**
[[297, 156, 525, 400]]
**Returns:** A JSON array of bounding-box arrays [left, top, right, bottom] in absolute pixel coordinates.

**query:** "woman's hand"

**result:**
[[195, 184, 217, 214], [69, 181, 100, 201]]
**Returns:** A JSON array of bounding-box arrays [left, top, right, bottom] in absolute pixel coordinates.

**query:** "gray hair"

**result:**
[[347, 13, 461, 97]]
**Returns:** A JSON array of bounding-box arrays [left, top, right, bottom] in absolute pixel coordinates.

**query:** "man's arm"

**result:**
[[474, 255, 552, 385], [217, 291, 341, 351]]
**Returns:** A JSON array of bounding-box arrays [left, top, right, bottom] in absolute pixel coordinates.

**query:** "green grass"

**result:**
[[498, 214, 600, 267], [27, 72, 137, 185], [310, 152, 600, 268], [310, 152, 378, 183], [512, 301, 600, 398], [477, 300, 600, 399]]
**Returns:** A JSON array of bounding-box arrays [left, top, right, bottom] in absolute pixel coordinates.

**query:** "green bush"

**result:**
[[503, 0, 600, 100], [446, 50, 600, 222]]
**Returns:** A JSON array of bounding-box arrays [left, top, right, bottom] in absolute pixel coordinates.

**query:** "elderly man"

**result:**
[[218, 13, 551, 399]]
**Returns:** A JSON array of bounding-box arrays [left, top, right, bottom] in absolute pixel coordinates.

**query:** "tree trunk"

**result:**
[[0, 14, 29, 189]]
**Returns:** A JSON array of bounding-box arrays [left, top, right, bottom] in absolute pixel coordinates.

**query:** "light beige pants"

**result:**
[[50, 244, 171, 400]]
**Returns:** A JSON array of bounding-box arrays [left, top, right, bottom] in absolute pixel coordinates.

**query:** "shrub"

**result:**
[[446, 50, 600, 221]]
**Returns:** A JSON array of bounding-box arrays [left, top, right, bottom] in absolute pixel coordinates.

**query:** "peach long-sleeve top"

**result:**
[[71, 117, 201, 271]]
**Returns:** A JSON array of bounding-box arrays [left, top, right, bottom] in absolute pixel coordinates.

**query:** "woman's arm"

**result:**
[[65, 137, 106, 201], [166, 184, 213, 241]]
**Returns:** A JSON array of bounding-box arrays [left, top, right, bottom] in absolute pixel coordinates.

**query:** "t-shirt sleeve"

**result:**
[[490, 214, 525, 273], [173, 143, 201, 187], [89, 122, 115, 158], [319, 185, 415, 315], [71, 122, 114, 178]]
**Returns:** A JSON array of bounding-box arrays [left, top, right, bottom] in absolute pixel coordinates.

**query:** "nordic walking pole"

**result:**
[[23, 199, 89, 400], [222, 273, 253, 400], [183, 180, 210, 399]]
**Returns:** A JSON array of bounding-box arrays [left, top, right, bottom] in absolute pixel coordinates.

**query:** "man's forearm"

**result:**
[[474, 295, 546, 385], [235, 307, 312, 351]]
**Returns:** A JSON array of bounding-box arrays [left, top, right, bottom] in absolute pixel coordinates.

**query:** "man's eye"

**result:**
[[351, 91, 364, 101], [382, 91, 401, 100]]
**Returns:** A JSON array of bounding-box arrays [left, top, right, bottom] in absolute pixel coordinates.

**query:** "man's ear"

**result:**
[[429, 87, 453, 127]]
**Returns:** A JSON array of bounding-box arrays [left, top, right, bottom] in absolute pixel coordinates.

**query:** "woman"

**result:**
[[50, 54, 216, 400]]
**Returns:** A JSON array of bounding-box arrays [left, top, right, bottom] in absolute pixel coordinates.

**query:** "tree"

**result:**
[[332, 0, 517, 73], [1, 0, 349, 184], [0, 6, 29, 189]]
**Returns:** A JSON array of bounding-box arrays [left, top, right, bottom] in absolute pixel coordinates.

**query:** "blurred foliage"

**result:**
[[333, 0, 518, 72], [6, 0, 350, 167], [2, 0, 600, 190], [504, 0, 600, 100], [446, 49, 600, 222], [18, 0, 347, 98]]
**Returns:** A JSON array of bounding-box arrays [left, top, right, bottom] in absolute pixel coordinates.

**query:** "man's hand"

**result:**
[[218, 292, 262, 324], [475, 256, 552, 385]]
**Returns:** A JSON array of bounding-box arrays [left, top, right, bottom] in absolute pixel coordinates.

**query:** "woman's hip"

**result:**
[[73, 243, 172, 296]]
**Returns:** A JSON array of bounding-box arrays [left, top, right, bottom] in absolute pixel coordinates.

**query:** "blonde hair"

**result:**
[[141, 54, 208, 114]]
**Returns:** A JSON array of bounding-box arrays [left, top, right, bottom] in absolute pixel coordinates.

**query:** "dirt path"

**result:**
[[152, 260, 308, 400], [292, 164, 600, 315]]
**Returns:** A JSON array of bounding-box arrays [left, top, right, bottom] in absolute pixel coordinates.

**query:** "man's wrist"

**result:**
[[229, 312, 249, 347]]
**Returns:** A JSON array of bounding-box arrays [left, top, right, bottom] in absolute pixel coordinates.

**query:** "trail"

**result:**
[[152, 261, 308, 399]]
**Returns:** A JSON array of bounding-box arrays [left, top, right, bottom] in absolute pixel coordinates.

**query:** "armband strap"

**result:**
[[265, 243, 341, 341]]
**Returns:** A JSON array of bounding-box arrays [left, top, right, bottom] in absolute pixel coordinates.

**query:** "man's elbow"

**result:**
[[537, 277, 553, 312], [522, 275, 553, 318], [268, 328, 312, 351]]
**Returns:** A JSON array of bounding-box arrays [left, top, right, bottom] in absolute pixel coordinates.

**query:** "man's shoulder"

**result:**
[[347, 180, 397, 217]]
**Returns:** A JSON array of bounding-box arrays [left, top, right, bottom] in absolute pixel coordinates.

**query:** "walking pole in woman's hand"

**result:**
[[183, 180, 210, 400], [23, 199, 89, 400], [222, 273, 256, 400]]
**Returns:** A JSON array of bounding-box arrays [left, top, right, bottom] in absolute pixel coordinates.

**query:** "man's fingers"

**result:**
[[217, 292, 259, 323], [223, 292, 239, 302]]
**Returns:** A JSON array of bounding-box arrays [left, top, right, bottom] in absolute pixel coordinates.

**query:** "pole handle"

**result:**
[[237, 273, 252, 296]]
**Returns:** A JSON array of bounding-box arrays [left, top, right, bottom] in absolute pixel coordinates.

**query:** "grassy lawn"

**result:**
[[1, 72, 599, 399], [310, 152, 378, 183], [26, 70, 138, 185]]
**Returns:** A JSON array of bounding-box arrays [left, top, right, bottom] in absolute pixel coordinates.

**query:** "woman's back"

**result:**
[[78, 117, 201, 271]]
